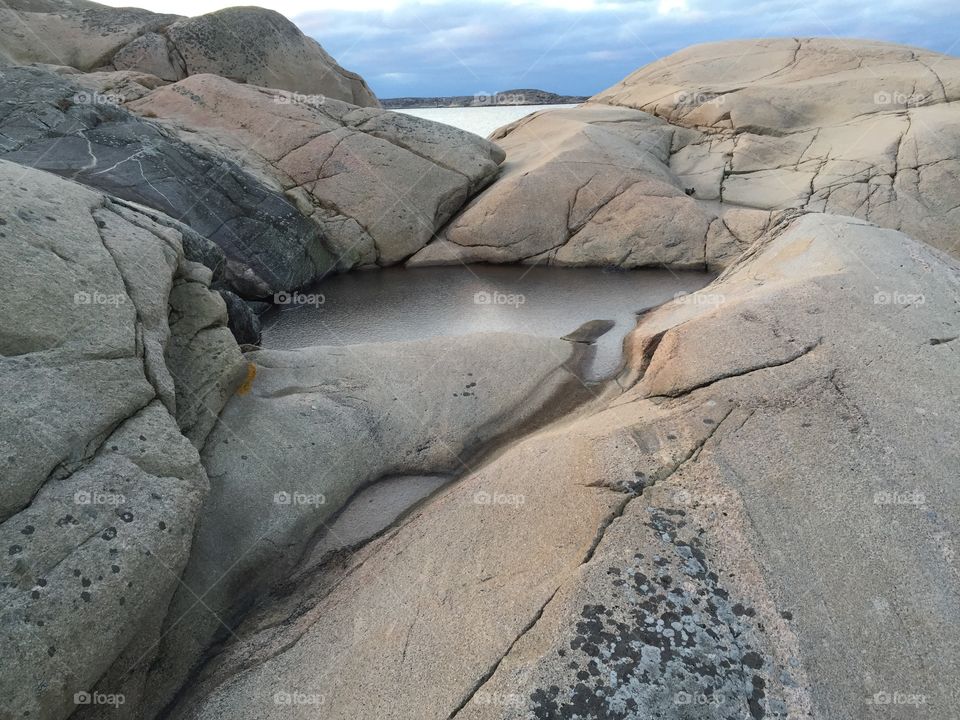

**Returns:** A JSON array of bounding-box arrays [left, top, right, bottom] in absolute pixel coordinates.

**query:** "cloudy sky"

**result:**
[[100, 0, 959, 97]]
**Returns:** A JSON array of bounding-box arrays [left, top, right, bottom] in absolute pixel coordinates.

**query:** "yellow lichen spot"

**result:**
[[235, 363, 257, 396]]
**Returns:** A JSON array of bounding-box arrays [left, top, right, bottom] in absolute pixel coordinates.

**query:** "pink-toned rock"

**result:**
[[127, 74, 505, 269]]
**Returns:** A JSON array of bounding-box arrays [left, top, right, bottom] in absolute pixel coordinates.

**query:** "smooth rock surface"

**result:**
[[141, 333, 582, 715]]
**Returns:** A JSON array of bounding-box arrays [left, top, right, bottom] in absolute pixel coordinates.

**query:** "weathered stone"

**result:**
[[0, 0, 177, 72], [166, 213, 960, 720], [0, 159, 244, 719], [143, 333, 581, 716], [409, 104, 727, 270], [218, 289, 262, 346], [593, 37, 960, 257], [0, 0, 379, 105], [417, 39, 960, 270], [70, 68, 170, 101], [0, 66, 333, 296], [161, 7, 378, 106], [126, 74, 505, 269]]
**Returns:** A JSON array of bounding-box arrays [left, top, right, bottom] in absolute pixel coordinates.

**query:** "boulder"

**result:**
[[218, 290, 263, 347], [161, 8, 377, 106], [126, 74, 506, 269], [165, 211, 960, 720], [409, 103, 762, 270], [0, 159, 245, 720], [0, 0, 379, 106], [0, 0, 176, 72], [0, 66, 333, 297]]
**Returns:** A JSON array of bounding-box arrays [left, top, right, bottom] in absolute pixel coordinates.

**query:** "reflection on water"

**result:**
[[261, 265, 714, 381]]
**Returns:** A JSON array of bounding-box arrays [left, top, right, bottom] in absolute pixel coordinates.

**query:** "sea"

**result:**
[[395, 103, 579, 137]]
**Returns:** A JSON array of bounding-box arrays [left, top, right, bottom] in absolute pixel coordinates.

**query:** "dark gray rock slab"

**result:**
[[0, 66, 333, 297]]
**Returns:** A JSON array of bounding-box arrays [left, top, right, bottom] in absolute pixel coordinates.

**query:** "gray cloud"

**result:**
[[294, 0, 960, 97]]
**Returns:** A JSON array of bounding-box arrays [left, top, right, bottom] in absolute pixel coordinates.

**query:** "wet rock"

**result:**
[[142, 333, 580, 714], [218, 289, 262, 346], [562, 319, 616, 344]]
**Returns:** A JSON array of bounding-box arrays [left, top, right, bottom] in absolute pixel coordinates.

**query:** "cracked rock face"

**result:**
[[418, 38, 960, 269], [0, 0, 378, 106], [125, 74, 506, 269], [462, 506, 802, 720], [592, 37, 960, 258], [0, 66, 332, 297], [409, 103, 768, 271], [0, 159, 246, 719]]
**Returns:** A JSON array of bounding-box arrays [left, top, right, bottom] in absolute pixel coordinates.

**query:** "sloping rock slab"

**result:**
[[169, 213, 960, 720], [0, 66, 332, 296], [126, 74, 505, 269], [140, 333, 581, 716]]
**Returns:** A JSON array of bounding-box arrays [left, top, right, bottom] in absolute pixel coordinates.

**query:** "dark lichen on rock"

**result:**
[[528, 509, 785, 719]]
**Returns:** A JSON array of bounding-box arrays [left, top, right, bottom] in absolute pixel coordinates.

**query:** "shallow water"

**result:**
[[395, 104, 578, 137], [261, 265, 714, 381]]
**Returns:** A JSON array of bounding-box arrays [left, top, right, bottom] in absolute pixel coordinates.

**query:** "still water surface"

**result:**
[[262, 265, 713, 381]]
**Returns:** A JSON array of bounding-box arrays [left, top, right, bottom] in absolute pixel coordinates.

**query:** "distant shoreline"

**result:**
[[381, 89, 589, 109]]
